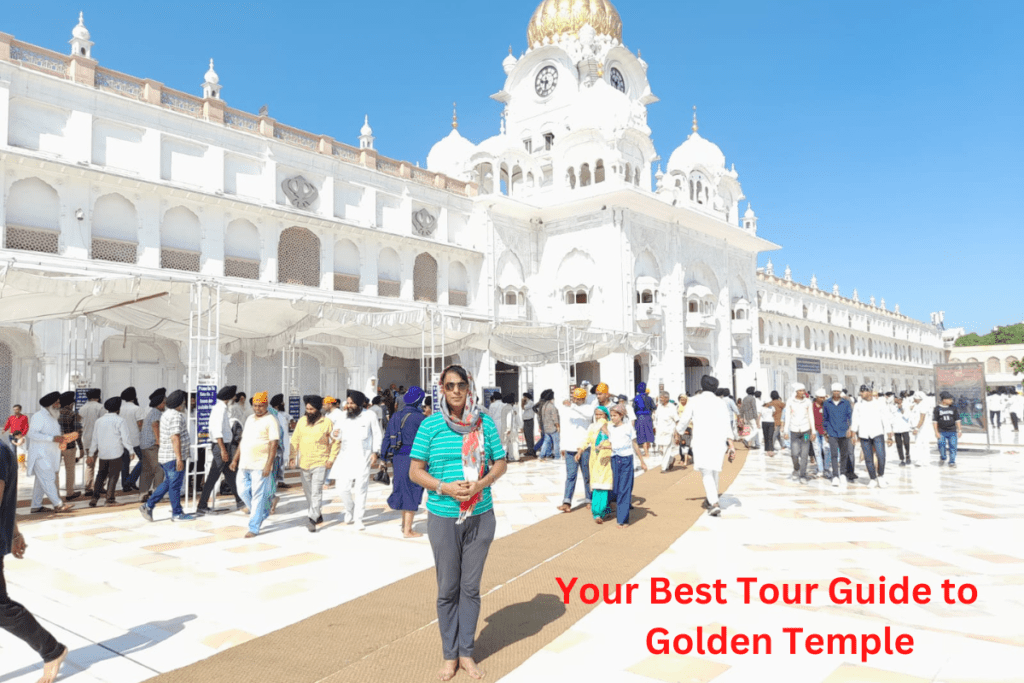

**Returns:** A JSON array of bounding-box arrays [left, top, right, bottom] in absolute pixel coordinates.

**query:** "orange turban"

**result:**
[[572, 387, 587, 400], [324, 396, 337, 405], [595, 383, 609, 394], [252, 391, 269, 405]]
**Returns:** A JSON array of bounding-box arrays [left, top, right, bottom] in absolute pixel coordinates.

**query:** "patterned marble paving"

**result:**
[[1, 456, 601, 682], [501, 444, 1024, 683]]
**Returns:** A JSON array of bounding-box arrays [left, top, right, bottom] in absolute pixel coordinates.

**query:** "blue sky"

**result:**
[[5, 1, 1022, 334]]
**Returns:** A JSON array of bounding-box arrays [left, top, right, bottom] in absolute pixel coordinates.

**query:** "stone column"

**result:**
[[361, 241, 378, 296]]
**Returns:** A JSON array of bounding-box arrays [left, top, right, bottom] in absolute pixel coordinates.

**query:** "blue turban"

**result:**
[[636, 382, 647, 394], [404, 386, 425, 407]]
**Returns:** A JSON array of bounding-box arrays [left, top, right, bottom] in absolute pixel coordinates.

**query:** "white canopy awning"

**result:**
[[0, 259, 650, 367]]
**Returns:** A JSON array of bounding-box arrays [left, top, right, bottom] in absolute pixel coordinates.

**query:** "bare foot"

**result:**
[[617, 523, 627, 529], [438, 659, 458, 681], [403, 529, 423, 538], [594, 517, 603, 524], [459, 657, 485, 679], [38, 646, 67, 683], [556, 503, 570, 512]]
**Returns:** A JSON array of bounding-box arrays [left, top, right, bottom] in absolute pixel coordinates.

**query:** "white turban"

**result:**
[[831, 382, 843, 392]]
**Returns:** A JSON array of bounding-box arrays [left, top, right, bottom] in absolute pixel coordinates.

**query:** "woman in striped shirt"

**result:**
[[409, 365, 507, 682]]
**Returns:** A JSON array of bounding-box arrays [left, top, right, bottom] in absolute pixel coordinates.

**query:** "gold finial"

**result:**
[[637, 48, 642, 58], [692, 105, 698, 133], [452, 102, 458, 130], [509, 45, 513, 55]]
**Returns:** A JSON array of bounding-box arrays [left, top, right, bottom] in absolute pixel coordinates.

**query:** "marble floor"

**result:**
[[504, 443, 1024, 683], [4, 440, 1023, 683]]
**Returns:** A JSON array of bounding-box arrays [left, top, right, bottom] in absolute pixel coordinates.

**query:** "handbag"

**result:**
[[374, 467, 390, 485]]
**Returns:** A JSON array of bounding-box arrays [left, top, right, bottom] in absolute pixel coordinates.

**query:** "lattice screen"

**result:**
[[378, 279, 400, 298], [413, 254, 438, 302], [5, 226, 58, 254], [251, 352, 283, 396], [225, 352, 246, 389], [278, 227, 320, 287], [0, 342, 12, 425], [334, 273, 359, 292], [449, 290, 468, 306], [225, 257, 259, 280], [161, 248, 201, 272], [298, 354, 321, 395], [92, 238, 137, 264]]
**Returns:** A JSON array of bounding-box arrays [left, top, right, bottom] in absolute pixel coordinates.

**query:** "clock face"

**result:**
[[535, 65, 558, 97], [610, 67, 626, 93]]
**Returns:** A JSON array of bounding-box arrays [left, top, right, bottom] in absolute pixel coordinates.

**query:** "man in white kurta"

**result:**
[[653, 392, 679, 472], [323, 396, 345, 486], [27, 392, 70, 513], [675, 375, 736, 517], [329, 390, 382, 530]]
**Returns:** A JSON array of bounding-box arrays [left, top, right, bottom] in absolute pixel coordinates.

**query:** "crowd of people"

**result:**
[[3, 369, 1023, 681]]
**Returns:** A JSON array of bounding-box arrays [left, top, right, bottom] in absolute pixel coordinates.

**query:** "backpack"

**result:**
[[382, 413, 412, 462]]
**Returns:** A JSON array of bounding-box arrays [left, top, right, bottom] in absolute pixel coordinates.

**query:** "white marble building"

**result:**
[[756, 262, 944, 395], [0, 2, 946, 421]]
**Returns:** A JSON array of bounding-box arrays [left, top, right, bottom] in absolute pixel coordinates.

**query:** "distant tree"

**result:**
[[1011, 358, 1024, 376], [954, 324, 1024, 347]]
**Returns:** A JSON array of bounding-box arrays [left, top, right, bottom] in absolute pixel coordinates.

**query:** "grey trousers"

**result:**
[[300, 466, 326, 522], [790, 431, 811, 477], [427, 510, 496, 660]]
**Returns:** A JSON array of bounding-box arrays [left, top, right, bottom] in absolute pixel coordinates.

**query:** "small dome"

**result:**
[[427, 128, 476, 177], [503, 48, 518, 74], [744, 203, 755, 219], [361, 115, 373, 136], [667, 131, 726, 175], [72, 12, 90, 40], [204, 59, 219, 85], [528, 0, 622, 48]]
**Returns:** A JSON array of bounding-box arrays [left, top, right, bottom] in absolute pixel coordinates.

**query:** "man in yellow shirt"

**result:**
[[289, 395, 339, 533]]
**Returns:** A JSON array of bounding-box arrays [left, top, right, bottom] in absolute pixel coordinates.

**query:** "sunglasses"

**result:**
[[444, 382, 469, 392]]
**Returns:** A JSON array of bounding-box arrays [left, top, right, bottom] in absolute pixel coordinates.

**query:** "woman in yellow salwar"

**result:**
[[579, 406, 614, 523]]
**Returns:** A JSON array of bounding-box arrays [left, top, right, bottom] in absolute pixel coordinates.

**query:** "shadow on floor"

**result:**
[[0, 615, 196, 683], [474, 593, 566, 661]]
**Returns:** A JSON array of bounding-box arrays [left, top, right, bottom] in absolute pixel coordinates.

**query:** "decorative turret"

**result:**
[[810, 274, 818, 290], [743, 203, 757, 233], [69, 12, 93, 58], [503, 46, 517, 75], [765, 259, 774, 276], [359, 115, 375, 150], [202, 59, 222, 100], [784, 265, 792, 282], [833, 283, 839, 296]]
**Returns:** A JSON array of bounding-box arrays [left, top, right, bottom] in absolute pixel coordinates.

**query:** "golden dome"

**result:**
[[527, 0, 623, 48]]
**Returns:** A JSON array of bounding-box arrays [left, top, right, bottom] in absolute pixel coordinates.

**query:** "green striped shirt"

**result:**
[[409, 412, 506, 518]]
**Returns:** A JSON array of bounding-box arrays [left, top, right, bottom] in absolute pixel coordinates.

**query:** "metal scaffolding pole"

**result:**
[[184, 281, 220, 511], [421, 307, 445, 395]]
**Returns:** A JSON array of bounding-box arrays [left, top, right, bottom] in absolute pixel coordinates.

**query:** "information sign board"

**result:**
[[933, 363, 988, 434]]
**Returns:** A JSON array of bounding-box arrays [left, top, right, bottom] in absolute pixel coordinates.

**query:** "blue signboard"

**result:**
[[289, 395, 302, 420], [796, 357, 821, 374], [196, 385, 218, 445], [75, 388, 93, 411]]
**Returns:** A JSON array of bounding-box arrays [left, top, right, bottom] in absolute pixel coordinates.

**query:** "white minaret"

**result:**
[[202, 59, 222, 99], [743, 203, 757, 233], [69, 12, 93, 58], [359, 115, 375, 150]]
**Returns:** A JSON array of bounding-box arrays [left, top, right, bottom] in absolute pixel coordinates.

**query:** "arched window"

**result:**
[[827, 309, 832, 323], [278, 226, 320, 286], [1007, 357, 1019, 373], [5, 177, 60, 254], [449, 261, 468, 306], [640, 290, 654, 304], [377, 248, 401, 297], [804, 326, 811, 349], [575, 289, 588, 304], [162, 206, 202, 272], [635, 168, 641, 186], [759, 318, 765, 344], [92, 193, 138, 264], [333, 239, 360, 292], [625, 163, 632, 182], [803, 304, 809, 319], [580, 163, 592, 187], [504, 291, 518, 306], [987, 357, 1001, 373], [595, 160, 605, 183], [688, 300, 699, 313], [224, 219, 260, 279], [689, 179, 695, 201], [696, 180, 703, 203], [566, 291, 575, 305], [829, 331, 835, 352], [567, 167, 577, 189], [413, 253, 438, 302]]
